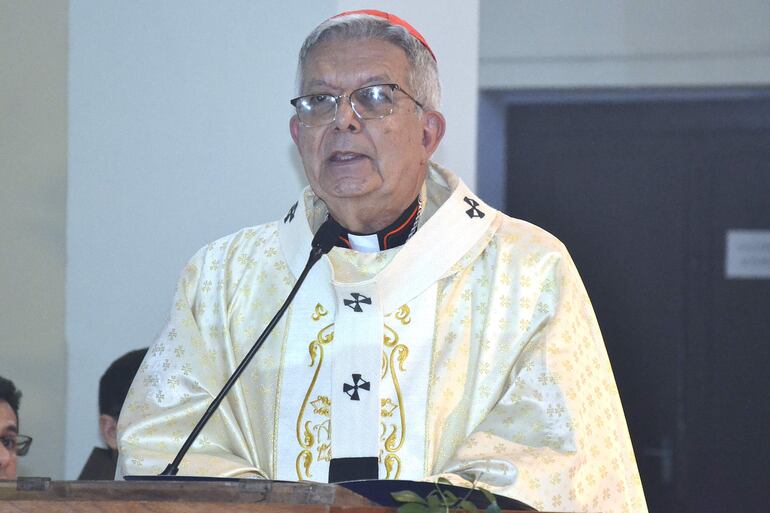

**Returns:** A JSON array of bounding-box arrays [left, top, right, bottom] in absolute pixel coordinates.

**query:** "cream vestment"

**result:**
[[118, 163, 648, 513]]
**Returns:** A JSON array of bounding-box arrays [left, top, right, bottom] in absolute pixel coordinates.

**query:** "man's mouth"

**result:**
[[328, 151, 368, 164]]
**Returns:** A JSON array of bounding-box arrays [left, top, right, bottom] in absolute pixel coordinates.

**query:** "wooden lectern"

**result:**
[[0, 478, 538, 513]]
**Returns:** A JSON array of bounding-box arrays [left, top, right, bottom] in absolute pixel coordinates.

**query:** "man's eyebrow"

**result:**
[[358, 75, 390, 85], [1, 425, 18, 434]]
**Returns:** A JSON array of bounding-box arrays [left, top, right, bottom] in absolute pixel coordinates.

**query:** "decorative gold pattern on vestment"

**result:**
[[385, 343, 408, 453], [395, 304, 411, 325], [311, 396, 330, 416], [383, 324, 399, 347], [381, 320, 408, 477], [296, 450, 312, 480], [381, 398, 398, 417], [384, 453, 401, 479], [295, 320, 334, 480], [314, 418, 332, 462], [311, 303, 328, 321]]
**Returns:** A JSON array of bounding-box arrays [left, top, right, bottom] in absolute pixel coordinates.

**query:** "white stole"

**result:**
[[275, 163, 497, 481]]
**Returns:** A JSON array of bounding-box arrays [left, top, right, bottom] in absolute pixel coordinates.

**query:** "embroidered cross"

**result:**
[[343, 292, 371, 312], [343, 374, 370, 401], [284, 201, 298, 223], [464, 197, 485, 219]]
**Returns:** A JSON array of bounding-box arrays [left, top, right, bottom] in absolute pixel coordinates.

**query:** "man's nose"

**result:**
[[333, 95, 361, 132]]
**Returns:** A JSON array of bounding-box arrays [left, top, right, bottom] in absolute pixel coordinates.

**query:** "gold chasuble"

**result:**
[[118, 163, 648, 513]]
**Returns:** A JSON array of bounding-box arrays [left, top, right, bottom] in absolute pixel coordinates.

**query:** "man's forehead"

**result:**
[[301, 39, 409, 92]]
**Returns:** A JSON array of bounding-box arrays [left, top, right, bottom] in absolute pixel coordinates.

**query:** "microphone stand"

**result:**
[[160, 220, 338, 476]]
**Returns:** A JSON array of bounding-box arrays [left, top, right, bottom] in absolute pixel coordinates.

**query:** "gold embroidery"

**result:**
[[384, 344, 408, 453], [381, 398, 398, 417], [384, 324, 399, 347], [311, 396, 330, 416], [315, 418, 331, 438], [311, 303, 328, 321], [384, 453, 401, 479], [317, 440, 332, 462], [381, 351, 388, 378], [296, 450, 312, 479], [295, 322, 334, 480], [381, 318, 409, 478], [395, 305, 411, 325]]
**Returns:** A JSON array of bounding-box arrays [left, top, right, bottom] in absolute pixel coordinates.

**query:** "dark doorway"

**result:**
[[502, 90, 770, 513]]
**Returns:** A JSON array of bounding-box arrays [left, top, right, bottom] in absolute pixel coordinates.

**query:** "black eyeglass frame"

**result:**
[[290, 83, 424, 127], [0, 433, 33, 456]]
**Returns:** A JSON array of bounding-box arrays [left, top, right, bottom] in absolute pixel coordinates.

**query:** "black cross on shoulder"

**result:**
[[463, 196, 485, 219], [284, 201, 298, 223], [343, 374, 370, 401]]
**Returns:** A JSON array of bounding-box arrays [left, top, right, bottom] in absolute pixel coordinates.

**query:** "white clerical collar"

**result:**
[[347, 233, 381, 253]]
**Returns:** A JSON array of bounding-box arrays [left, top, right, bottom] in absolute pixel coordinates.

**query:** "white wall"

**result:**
[[0, 0, 68, 479], [65, 0, 335, 479], [65, 0, 479, 479], [480, 0, 770, 88]]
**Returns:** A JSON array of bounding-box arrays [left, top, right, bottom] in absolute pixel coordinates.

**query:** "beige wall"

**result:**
[[0, 0, 68, 479], [480, 0, 770, 88]]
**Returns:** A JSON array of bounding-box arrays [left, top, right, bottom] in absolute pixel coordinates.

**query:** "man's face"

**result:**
[[0, 400, 18, 480], [290, 38, 444, 230]]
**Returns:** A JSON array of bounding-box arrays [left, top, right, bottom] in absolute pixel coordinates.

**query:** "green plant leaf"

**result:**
[[391, 490, 428, 505], [442, 490, 459, 505], [436, 476, 453, 486], [397, 503, 430, 513], [459, 499, 480, 513], [427, 493, 443, 508], [484, 504, 502, 513]]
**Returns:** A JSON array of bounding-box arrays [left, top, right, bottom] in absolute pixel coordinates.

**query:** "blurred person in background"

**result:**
[[78, 348, 147, 480], [0, 376, 32, 480]]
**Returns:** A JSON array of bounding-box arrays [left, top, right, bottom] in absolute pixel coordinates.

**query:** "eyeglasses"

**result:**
[[0, 434, 33, 456], [290, 83, 423, 127]]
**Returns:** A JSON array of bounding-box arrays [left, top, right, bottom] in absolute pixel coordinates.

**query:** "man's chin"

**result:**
[[320, 176, 379, 200]]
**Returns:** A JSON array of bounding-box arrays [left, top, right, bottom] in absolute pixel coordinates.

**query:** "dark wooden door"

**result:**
[[503, 92, 770, 513]]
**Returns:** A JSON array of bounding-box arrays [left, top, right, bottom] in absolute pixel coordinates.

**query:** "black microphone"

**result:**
[[159, 218, 337, 476], [309, 215, 340, 264]]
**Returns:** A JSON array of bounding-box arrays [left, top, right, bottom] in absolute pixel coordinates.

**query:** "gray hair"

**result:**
[[296, 14, 441, 111]]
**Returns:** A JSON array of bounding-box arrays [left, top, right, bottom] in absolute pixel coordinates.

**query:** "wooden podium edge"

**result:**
[[0, 479, 541, 512], [0, 478, 376, 507]]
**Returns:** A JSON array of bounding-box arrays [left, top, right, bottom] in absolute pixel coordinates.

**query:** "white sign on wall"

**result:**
[[725, 230, 770, 279]]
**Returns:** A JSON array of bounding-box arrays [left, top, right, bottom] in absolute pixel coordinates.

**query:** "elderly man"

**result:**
[[118, 10, 647, 512], [1, 377, 32, 480]]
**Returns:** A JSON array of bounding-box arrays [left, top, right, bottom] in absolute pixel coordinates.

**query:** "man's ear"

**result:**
[[421, 110, 446, 158], [99, 414, 119, 451], [290, 115, 301, 146]]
